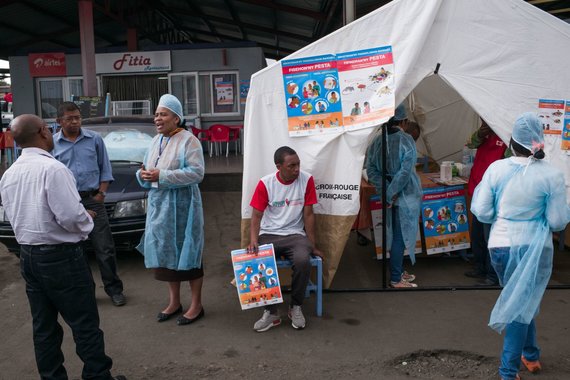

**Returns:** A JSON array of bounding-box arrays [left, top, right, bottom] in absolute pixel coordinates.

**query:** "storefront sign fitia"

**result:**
[[95, 51, 171, 74], [28, 53, 66, 77]]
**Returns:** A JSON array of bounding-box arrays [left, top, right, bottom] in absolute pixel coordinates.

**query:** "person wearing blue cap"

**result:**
[[366, 103, 422, 288], [471, 112, 570, 380], [137, 94, 206, 326], [53, 101, 126, 307]]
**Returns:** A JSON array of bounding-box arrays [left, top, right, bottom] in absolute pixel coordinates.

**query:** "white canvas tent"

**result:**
[[241, 0, 570, 287]]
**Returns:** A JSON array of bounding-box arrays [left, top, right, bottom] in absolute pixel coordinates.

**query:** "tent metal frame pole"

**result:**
[[323, 285, 570, 293], [381, 122, 388, 289]]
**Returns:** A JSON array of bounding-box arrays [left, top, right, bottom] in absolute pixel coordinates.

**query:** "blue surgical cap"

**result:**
[[158, 94, 183, 121], [393, 103, 407, 121], [512, 112, 544, 153]]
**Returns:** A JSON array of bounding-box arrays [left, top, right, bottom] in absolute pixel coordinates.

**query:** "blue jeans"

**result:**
[[490, 247, 540, 380], [390, 207, 405, 283], [20, 244, 113, 380]]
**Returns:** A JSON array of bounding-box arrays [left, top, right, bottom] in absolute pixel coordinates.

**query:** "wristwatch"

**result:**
[[98, 191, 107, 196]]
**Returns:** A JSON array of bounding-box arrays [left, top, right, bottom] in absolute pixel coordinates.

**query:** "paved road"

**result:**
[[1, 192, 569, 379]]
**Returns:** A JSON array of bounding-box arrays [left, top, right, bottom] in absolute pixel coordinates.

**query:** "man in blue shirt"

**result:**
[[53, 102, 126, 306]]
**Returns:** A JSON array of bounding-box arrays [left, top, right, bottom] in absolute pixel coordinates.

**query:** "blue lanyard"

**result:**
[[154, 135, 170, 167]]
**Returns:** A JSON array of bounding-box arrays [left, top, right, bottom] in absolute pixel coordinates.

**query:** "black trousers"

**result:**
[[81, 197, 123, 296], [471, 216, 498, 282], [20, 244, 113, 380], [258, 234, 312, 308]]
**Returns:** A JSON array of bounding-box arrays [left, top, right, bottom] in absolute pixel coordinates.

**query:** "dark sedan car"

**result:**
[[0, 115, 156, 253]]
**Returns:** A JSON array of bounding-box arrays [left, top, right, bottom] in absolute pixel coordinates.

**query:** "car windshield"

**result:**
[[82, 123, 157, 163]]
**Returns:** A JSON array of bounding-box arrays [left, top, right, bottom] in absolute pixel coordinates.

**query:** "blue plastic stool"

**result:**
[[276, 255, 323, 317]]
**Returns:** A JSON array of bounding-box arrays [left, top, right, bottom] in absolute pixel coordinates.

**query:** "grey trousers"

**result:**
[[258, 233, 312, 309]]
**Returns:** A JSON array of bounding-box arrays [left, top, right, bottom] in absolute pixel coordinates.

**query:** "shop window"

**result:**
[[36, 77, 83, 120], [169, 73, 198, 117], [169, 71, 239, 118], [201, 72, 239, 116]]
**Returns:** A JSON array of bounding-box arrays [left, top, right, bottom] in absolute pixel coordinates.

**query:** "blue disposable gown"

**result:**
[[136, 130, 205, 270], [366, 129, 422, 263], [471, 157, 570, 332]]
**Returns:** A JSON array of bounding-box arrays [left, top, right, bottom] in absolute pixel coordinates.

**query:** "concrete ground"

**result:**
[[1, 191, 570, 379]]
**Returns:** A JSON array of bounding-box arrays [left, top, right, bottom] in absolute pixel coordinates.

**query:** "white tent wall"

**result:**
[[241, 0, 570, 287]]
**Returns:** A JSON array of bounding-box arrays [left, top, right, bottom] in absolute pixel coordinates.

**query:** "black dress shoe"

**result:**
[[157, 305, 183, 322], [176, 308, 205, 326], [111, 293, 126, 306]]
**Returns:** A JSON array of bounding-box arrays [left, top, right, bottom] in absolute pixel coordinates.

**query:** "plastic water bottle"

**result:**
[[462, 145, 471, 165]]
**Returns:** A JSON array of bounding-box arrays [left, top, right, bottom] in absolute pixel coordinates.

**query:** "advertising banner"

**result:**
[[95, 51, 171, 74], [28, 53, 66, 77], [231, 244, 283, 310], [282, 54, 344, 137], [538, 99, 564, 135], [421, 186, 470, 255], [215, 79, 234, 106], [337, 46, 396, 131], [240, 80, 250, 105], [370, 195, 422, 259]]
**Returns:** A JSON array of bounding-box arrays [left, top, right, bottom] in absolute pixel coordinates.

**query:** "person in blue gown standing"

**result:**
[[366, 103, 422, 288], [137, 94, 206, 326], [471, 112, 570, 380]]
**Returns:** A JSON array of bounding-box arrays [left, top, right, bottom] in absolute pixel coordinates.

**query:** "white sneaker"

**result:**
[[401, 271, 416, 282], [288, 305, 306, 329], [253, 309, 281, 332]]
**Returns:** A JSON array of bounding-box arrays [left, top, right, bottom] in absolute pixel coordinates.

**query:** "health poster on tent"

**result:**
[[561, 101, 570, 151], [337, 46, 395, 131], [282, 54, 344, 137], [231, 244, 283, 310], [369, 195, 422, 260], [421, 186, 470, 255], [538, 99, 564, 135]]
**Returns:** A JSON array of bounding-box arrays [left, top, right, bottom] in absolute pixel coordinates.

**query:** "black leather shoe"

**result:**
[[176, 308, 205, 326], [157, 305, 183, 322], [111, 293, 126, 306]]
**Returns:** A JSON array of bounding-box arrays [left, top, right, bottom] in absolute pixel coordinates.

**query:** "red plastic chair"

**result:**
[[191, 126, 210, 142], [228, 125, 242, 155], [208, 124, 231, 157]]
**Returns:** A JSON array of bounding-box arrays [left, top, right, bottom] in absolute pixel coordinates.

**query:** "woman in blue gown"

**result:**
[[137, 94, 205, 326], [471, 112, 570, 380]]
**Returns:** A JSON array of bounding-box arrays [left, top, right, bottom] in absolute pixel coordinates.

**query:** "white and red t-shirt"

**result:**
[[250, 170, 317, 236]]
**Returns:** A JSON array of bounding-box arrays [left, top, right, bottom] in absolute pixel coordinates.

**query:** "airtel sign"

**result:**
[[96, 51, 171, 74], [28, 53, 67, 77]]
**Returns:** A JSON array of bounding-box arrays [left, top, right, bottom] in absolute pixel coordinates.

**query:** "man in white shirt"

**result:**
[[247, 146, 323, 332], [0, 115, 125, 380]]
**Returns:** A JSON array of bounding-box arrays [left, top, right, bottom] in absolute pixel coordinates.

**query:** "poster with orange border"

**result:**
[[421, 186, 470, 255], [282, 54, 344, 137], [538, 99, 564, 135], [369, 195, 422, 259], [561, 101, 570, 151], [231, 244, 283, 310]]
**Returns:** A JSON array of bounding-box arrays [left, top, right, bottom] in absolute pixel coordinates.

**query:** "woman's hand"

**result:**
[[140, 166, 160, 182]]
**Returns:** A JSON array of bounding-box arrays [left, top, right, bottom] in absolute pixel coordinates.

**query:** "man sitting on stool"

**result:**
[[247, 146, 323, 332]]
